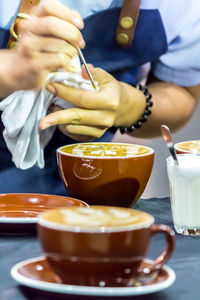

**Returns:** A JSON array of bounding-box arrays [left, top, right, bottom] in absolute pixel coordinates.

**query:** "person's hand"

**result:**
[[2, 0, 84, 92], [39, 66, 146, 141]]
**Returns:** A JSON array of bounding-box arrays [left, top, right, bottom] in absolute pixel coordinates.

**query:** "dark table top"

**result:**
[[0, 197, 200, 300]]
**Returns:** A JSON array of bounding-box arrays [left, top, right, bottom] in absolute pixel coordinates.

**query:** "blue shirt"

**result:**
[[0, 0, 200, 86]]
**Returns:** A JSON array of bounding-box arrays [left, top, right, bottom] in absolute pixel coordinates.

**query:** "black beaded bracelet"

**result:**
[[119, 84, 153, 134]]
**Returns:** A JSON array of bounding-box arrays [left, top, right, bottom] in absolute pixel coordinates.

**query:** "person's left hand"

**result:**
[[39, 66, 146, 141]]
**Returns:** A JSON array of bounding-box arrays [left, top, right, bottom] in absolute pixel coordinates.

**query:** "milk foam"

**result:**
[[167, 155, 200, 228], [61, 207, 140, 227], [40, 206, 154, 232], [59, 143, 151, 158], [71, 144, 141, 157], [177, 140, 200, 154]]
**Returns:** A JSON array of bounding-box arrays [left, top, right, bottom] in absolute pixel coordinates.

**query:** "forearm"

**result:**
[[128, 81, 198, 138], [0, 50, 16, 98]]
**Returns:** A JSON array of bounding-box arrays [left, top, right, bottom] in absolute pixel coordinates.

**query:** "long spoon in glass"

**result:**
[[160, 125, 179, 165]]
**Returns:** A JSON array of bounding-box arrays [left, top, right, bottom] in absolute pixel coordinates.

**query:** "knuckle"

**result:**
[[65, 125, 75, 134], [71, 110, 81, 125], [48, 16, 56, 28], [45, 16, 57, 34], [72, 9, 81, 19], [109, 100, 118, 111], [95, 130, 104, 138], [18, 20, 27, 34], [71, 27, 81, 44], [103, 116, 114, 127], [20, 35, 34, 53], [21, 34, 29, 46], [57, 52, 64, 64], [70, 45, 78, 57], [40, 0, 51, 14], [57, 52, 70, 67], [56, 42, 78, 59]]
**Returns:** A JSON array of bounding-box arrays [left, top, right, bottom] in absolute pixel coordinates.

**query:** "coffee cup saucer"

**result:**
[[11, 256, 175, 297], [0, 193, 87, 235]]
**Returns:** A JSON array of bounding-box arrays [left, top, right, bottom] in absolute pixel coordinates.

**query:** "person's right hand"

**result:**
[[2, 0, 84, 92]]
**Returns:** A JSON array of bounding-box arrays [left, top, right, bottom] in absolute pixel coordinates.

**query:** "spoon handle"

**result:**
[[168, 144, 179, 165], [160, 125, 179, 165]]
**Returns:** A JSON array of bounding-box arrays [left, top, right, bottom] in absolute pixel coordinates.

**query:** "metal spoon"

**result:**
[[77, 47, 97, 90], [160, 125, 179, 165]]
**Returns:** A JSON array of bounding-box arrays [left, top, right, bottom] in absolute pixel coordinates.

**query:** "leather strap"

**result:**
[[116, 0, 141, 48], [8, 0, 141, 48], [18, 0, 40, 14], [7, 0, 40, 48]]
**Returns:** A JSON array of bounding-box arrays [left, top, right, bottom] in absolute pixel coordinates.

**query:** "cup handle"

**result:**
[[139, 224, 175, 275]]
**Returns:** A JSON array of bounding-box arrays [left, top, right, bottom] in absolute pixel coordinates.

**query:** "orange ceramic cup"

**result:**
[[38, 206, 175, 286], [56, 143, 154, 207], [174, 140, 200, 154]]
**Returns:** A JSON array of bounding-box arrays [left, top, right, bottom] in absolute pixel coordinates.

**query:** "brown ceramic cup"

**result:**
[[56, 142, 154, 207], [38, 206, 175, 286], [174, 140, 200, 154]]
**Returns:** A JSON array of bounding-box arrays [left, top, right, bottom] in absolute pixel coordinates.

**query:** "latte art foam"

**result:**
[[60, 143, 150, 158], [40, 206, 154, 232], [177, 140, 200, 154]]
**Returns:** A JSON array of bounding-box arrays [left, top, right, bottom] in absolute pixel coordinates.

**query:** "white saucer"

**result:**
[[11, 256, 176, 297]]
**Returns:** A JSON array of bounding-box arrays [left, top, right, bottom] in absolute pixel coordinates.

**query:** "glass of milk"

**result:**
[[167, 154, 200, 236]]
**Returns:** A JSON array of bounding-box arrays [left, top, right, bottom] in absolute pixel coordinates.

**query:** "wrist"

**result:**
[[0, 51, 17, 97], [115, 81, 146, 127], [117, 83, 153, 134]]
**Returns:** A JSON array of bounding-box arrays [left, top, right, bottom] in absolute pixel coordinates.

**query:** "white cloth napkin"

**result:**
[[0, 56, 97, 170]]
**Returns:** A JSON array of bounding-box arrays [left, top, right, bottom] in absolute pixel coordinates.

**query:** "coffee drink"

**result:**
[[57, 143, 154, 207], [175, 140, 200, 154], [40, 206, 154, 231], [61, 143, 151, 157], [38, 206, 175, 286]]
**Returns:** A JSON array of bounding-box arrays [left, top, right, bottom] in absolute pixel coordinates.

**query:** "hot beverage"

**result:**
[[175, 140, 200, 154], [41, 206, 153, 230], [38, 206, 175, 286], [57, 143, 154, 207], [61, 143, 151, 157]]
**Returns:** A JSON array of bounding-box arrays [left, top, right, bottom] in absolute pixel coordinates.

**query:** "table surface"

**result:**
[[0, 197, 199, 300]]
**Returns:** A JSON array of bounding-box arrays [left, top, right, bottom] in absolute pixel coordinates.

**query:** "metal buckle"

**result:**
[[10, 13, 33, 41]]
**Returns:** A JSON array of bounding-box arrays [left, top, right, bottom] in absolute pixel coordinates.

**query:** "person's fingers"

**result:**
[[84, 67, 114, 84], [81, 64, 94, 80], [19, 33, 78, 58], [65, 124, 107, 139], [34, 0, 84, 29], [58, 125, 97, 141], [47, 105, 105, 140], [32, 52, 72, 71], [19, 16, 85, 48], [39, 108, 115, 130], [46, 83, 117, 110]]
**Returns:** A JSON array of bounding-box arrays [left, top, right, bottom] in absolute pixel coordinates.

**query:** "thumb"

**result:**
[[81, 65, 113, 84]]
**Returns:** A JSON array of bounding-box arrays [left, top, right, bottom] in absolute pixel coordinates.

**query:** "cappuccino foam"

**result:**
[[40, 206, 154, 232], [177, 140, 200, 154], [60, 143, 151, 158]]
